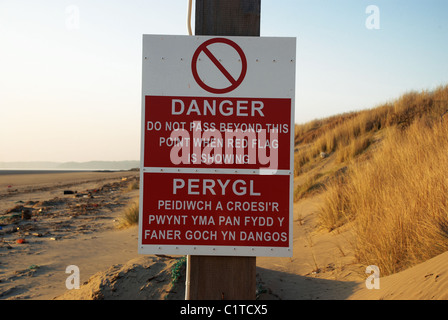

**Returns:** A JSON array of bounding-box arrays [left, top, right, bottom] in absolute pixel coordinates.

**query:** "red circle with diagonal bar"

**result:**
[[191, 38, 247, 94]]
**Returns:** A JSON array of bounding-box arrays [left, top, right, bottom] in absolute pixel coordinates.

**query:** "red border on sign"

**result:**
[[141, 172, 290, 248], [191, 38, 247, 94]]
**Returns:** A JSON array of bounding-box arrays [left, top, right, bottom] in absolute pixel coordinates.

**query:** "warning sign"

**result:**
[[191, 38, 247, 94], [143, 95, 291, 170], [141, 173, 290, 251], [139, 35, 296, 257]]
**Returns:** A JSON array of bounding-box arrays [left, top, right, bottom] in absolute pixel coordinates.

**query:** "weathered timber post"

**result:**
[[185, 0, 260, 300]]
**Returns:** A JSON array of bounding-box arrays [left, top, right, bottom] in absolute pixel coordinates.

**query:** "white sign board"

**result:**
[[139, 35, 296, 257]]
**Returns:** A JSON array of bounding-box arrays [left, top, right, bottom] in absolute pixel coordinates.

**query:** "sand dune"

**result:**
[[55, 255, 185, 300], [348, 251, 448, 300]]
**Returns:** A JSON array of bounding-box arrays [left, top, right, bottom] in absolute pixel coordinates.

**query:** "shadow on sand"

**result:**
[[256, 267, 361, 300]]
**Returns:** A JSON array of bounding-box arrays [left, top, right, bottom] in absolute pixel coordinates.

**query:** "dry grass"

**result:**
[[319, 119, 448, 275], [335, 133, 372, 164], [117, 200, 139, 229], [350, 120, 448, 275], [127, 179, 140, 191], [318, 175, 351, 232], [298, 85, 448, 275], [293, 85, 448, 176], [293, 173, 325, 201]]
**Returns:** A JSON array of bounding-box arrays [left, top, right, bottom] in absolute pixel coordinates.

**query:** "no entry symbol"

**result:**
[[191, 38, 247, 94]]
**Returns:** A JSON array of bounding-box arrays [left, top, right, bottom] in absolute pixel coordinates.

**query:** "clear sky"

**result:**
[[1, 0, 447, 162]]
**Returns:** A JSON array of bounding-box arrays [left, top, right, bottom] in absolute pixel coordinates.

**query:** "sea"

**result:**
[[0, 169, 119, 176]]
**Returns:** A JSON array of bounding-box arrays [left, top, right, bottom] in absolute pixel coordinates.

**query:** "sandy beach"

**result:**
[[0, 170, 143, 299], [1, 169, 448, 300]]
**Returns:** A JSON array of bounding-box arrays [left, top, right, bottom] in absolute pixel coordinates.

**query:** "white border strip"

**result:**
[[142, 167, 292, 176], [138, 244, 292, 257]]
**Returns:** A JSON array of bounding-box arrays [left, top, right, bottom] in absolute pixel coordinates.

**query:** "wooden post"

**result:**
[[195, 0, 260, 36], [185, 0, 260, 300]]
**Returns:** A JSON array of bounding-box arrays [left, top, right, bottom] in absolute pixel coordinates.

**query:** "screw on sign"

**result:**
[[191, 38, 247, 94]]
